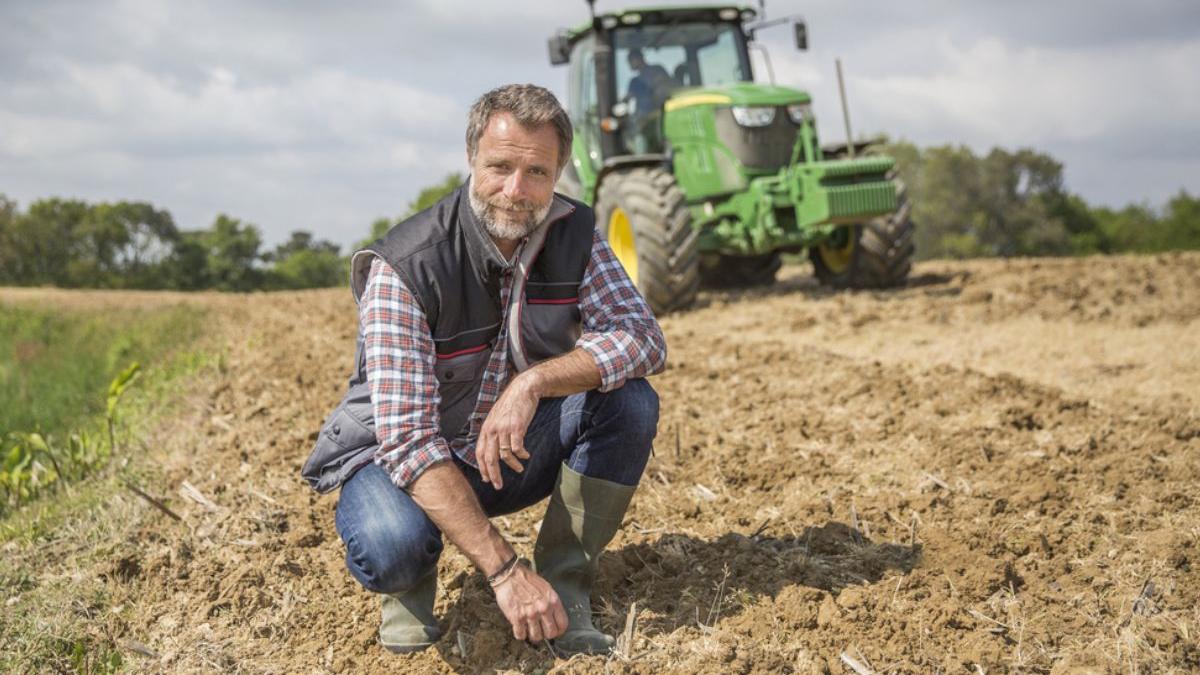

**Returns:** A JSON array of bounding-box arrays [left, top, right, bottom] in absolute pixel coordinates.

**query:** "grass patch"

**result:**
[[0, 302, 206, 515], [0, 303, 201, 434], [0, 298, 221, 671]]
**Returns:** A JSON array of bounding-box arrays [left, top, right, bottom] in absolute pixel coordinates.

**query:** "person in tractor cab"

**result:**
[[624, 48, 673, 152], [304, 84, 666, 656]]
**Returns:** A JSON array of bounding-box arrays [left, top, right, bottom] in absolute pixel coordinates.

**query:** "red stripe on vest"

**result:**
[[527, 297, 579, 305]]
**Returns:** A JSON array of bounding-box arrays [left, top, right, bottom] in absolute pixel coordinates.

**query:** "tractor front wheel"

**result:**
[[595, 166, 700, 315], [810, 187, 915, 289]]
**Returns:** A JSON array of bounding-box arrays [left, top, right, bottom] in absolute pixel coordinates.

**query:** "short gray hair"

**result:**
[[466, 84, 573, 172]]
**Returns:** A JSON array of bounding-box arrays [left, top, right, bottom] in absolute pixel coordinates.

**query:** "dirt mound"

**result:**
[[12, 253, 1198, 673]]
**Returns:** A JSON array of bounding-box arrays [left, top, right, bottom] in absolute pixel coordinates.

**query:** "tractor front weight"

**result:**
[[694, 154, 898, 256]]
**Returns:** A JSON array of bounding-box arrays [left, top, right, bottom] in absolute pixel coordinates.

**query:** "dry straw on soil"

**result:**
[[2, 253, 1198, 673]]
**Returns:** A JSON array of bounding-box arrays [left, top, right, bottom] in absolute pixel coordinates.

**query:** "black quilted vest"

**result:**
[[301, 183, 594, 493]]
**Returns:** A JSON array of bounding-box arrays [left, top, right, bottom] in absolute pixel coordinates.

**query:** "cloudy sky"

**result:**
[[2, 0, 1198, 249]]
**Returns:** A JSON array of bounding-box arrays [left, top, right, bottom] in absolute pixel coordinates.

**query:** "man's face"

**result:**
[[468, 111, 559, 242]]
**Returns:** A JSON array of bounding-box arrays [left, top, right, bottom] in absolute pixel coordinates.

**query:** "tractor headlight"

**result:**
[[787, 103, 812, 125], [731, 106, 776, 127]]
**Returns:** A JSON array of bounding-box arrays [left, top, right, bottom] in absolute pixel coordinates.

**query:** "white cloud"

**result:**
[[849, 37, 1200, 150], [1, 61, 459, 159], [760, 13, 1200, 206], [0, 51, 467, 245]]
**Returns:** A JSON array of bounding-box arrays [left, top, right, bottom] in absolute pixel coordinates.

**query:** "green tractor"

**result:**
[[548, 3, 915, 314]]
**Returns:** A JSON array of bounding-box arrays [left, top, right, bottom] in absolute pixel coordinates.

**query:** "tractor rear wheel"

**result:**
[[810, 184, 915, 289], [700, 252, 782, 288], [594, 166, 700, 315]]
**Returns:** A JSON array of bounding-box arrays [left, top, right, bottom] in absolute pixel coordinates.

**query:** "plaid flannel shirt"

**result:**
[[360, 228, 667, 489]]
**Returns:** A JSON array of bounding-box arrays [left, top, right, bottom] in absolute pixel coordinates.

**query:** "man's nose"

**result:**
[[504, 171, 530, 202]]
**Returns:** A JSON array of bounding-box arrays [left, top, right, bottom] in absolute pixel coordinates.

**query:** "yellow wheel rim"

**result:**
[[817, 226, 856, 274], [608, 207, 639, 285]]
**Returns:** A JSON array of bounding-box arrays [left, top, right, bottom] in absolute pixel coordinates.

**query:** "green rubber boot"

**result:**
[[379, 572, 441, 653], [534, 463, 637, 656]]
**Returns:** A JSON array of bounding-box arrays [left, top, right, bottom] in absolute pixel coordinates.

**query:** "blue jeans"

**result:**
[[334, 378, 659, 595]]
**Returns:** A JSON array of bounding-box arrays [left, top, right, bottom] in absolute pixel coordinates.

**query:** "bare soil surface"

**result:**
[[5, 252, 1198, 673]]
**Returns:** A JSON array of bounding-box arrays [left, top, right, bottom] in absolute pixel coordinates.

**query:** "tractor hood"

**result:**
[[664, 82, 811, 113]]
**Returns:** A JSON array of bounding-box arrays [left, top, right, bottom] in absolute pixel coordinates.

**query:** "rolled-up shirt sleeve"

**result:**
[[575, 230, 668, 392], [360, 256, 453, 489]]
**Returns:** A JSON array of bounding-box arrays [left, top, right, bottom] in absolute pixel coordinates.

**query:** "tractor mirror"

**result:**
[[548, 34, 571, 66], [794, 20, 808, 51]]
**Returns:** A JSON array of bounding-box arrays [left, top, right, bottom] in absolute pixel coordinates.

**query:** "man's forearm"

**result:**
[[417, 349, 599, 565], [407, 462, 513, 575], [519, 347, 602, 399]]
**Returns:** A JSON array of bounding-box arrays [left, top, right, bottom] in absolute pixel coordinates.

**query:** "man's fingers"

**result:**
[[488, 448, 503, 490], [480, 429, 503, 490], [500, 432, 525, 473], [510, 430, 530, 461], [482, 432, 504, 489], [476, 432, 492, 486], [511, 618, 527, 641], [500, 452, 524, 474], [539, 611, 561, 641], [526, 618, 544, 643]]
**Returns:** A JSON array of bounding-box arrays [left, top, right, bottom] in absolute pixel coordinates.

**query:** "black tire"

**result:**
[[594, 166, 700, 315], [810, 182, 915, 289], [700, 252, 782, 288]]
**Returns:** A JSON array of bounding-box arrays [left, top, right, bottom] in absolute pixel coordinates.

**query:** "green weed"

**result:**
[[0, 303, 205, 516]]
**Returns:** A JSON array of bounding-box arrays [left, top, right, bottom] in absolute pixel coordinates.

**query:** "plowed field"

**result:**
[[4, 253, 1198, 673]]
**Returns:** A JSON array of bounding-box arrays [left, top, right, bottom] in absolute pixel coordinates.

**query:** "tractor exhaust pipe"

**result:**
[[835, 58, 855, 158]]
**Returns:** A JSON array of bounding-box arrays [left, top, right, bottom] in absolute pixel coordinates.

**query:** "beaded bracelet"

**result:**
[[487, 555, 528, 588], [486, 553, 519, 586]]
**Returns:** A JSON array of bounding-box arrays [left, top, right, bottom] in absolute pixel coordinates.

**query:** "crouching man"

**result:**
[[310, 84, 665, 656]]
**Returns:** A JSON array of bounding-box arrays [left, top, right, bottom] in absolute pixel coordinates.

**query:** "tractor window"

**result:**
[[568, 36, 602, 172], [568, 36, 597, 127], [612, 22, 751, 153], [696, 28, 748, 85], [613, 45, 686, 107]]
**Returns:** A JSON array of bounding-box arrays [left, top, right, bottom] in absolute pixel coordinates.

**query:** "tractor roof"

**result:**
[[563, 4, 758, 42]]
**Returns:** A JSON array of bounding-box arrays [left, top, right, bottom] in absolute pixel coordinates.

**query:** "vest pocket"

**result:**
[[302, 384, 378, 493], [520, 303, 583, 365], [434, 346, 491, 438]]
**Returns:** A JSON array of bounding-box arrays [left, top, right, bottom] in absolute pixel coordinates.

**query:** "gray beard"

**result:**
[[468, 177, 552, 242]]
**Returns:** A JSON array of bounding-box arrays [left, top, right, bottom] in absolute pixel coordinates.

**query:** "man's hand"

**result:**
[[493, 563, 568, 642], [477, 374, 539, 489], [477, 350, 604, 490]]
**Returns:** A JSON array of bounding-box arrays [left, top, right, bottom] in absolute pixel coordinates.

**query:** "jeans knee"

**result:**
[[344, 516, 442, 594], [612, 378, 660, 449]]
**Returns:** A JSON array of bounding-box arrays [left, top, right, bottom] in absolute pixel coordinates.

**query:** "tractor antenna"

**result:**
[[586, 0, 596, 22], [758, 0, 766, 22]]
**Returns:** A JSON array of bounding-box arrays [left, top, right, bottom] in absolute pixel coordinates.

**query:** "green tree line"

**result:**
[[884, 141, 1200, 259], [0, 196, 345, 291], [0, 172, 465, 292], [2, 153, 1197, 291]]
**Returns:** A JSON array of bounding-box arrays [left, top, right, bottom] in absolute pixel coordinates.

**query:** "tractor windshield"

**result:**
[[613, 21, 751, 153]]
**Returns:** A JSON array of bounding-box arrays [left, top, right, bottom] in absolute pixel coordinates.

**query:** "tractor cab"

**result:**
[[550, 5, 811, 201], [590, 14, 754, 154]]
